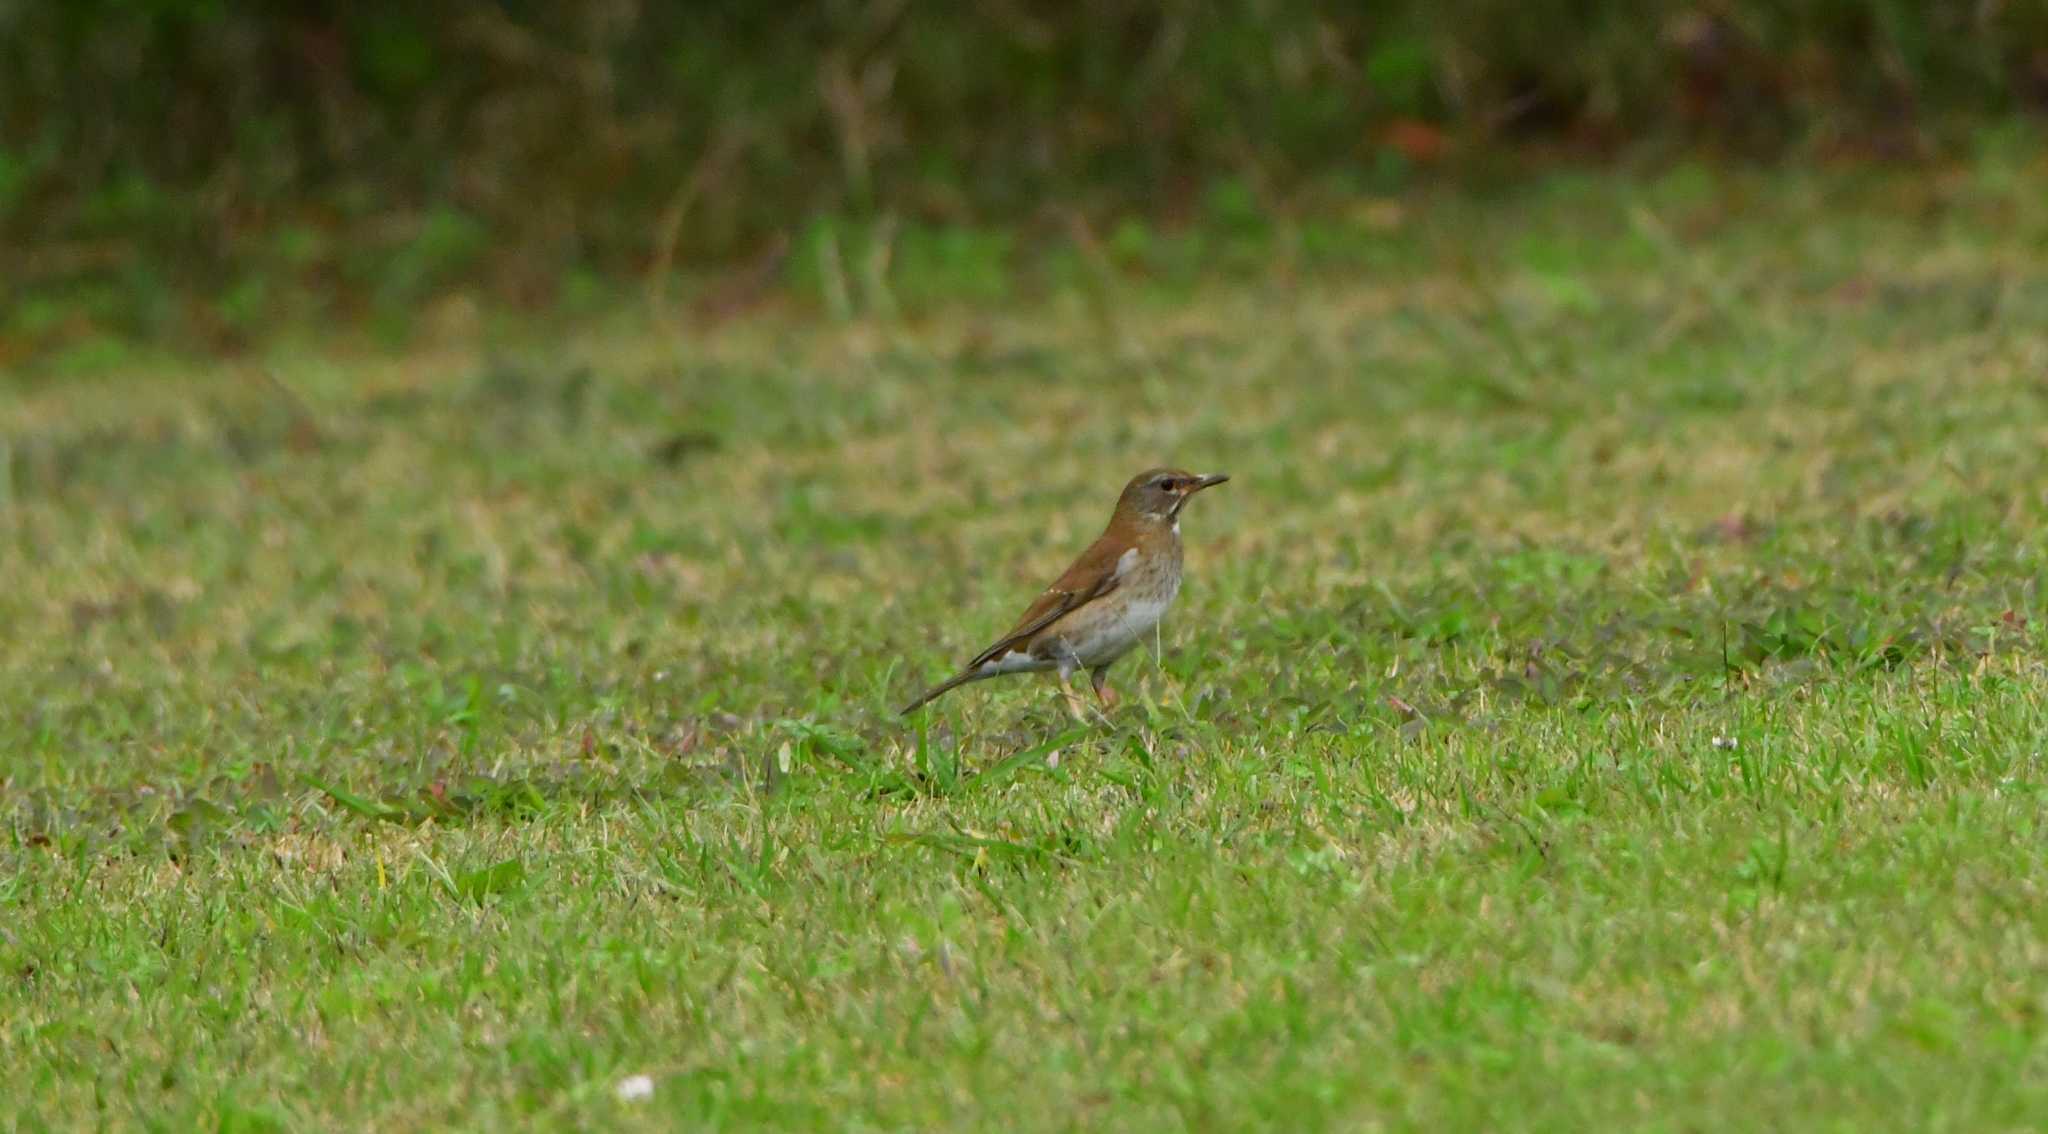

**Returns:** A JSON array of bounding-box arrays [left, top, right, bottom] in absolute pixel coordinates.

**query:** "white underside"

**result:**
[[978, 650, 1053, 676], [972, 529, 1183, 680], [972, 582, 1177, 678], [1062, 591, 1172, 665], [1079, 544, 1177, 664]]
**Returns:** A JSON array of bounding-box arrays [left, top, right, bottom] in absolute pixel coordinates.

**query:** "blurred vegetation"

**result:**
[[3, 0, 2046, 359]]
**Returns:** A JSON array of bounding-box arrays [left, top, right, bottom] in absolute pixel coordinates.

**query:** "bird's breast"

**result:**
[[1054, 548, 1182, 665]]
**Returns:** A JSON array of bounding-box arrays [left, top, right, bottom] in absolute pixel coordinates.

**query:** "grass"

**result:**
[[5, 154, 2048, 1129]]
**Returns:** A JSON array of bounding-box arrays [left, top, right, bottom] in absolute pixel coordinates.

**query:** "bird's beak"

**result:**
[[1189, 473, 1230, 493]]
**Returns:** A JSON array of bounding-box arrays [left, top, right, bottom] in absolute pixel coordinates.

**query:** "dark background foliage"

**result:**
[[3, 0, 2045, 354]]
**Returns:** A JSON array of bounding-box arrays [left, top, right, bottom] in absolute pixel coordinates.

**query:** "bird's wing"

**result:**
[[965, 536, 1130, 669]]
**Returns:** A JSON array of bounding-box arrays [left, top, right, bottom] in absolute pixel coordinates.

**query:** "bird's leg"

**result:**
[[1089, 665, 1120, 709], [1052, 651, 1094, 723], [1054, 669, 1089, 723]]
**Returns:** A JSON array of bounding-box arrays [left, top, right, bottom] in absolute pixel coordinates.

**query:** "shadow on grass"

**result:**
[[6, 758, 729, 858], [3, 717, 1099, 858], [1323, 516, 2039, 730], [10, 511, 2037, 855]]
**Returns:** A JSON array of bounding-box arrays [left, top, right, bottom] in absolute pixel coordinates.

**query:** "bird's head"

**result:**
[[1116, 467, 1229, 524]]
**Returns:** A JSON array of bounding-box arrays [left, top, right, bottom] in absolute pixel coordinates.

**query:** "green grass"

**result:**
[[6, 157, 2048, 1129]]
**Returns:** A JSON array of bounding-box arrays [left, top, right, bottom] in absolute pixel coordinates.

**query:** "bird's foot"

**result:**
[[1061, 693, 1093, 723], [1059, 670, 1111, 725]]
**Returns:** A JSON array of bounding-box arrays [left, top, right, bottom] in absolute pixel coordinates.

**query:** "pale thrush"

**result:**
[[901, 468, 1228, 716]]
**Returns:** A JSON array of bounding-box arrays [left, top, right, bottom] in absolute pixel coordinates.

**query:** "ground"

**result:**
[[4, 159, 2048, 1129]]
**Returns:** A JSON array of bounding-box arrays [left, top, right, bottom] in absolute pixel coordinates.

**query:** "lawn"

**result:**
[[5, 158, 2048, 1130]]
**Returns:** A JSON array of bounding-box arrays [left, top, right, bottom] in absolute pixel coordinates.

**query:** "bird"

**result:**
[[900, 467, 1229, 717]]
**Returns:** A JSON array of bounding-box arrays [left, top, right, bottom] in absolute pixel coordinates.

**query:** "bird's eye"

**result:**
[[1159, 477, 1181, 491]]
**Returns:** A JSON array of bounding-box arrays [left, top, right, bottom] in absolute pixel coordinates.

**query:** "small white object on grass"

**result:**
[[615, 1074, 655, 1103], [1712, 736, 1738, 750]]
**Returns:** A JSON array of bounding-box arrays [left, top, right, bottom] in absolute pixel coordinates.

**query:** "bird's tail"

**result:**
[[899, 669, 985, 715]]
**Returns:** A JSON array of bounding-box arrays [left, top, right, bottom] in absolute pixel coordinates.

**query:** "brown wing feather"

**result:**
[[964, 532, 1129, 669]]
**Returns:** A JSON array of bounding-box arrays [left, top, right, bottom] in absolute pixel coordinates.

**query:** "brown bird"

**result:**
[[900, 468, 1229, 717]]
